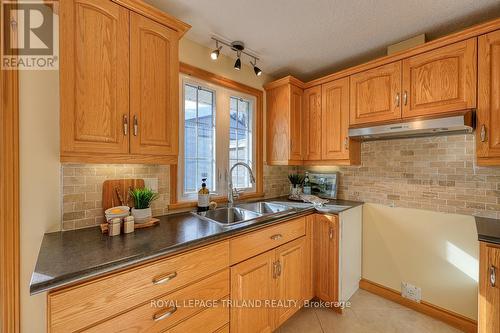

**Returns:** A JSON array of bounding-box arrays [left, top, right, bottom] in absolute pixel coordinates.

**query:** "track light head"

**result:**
[[251, 58, 262, 76], [234, 56, 241, 71], [210, 41, 222, 60]]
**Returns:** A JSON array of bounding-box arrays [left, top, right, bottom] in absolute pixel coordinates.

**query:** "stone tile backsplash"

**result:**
[[61, 164, 170, 230], [61, 134, 500, 230], [333, 134, 500, 219], [61, 163, 293, 230]]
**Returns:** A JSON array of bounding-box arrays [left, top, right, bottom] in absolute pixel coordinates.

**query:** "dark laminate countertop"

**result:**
[[30, 197, 362, 295], [476, 216, 500, 245]]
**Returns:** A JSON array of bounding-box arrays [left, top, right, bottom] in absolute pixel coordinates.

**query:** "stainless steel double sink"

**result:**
[[194, 202, 297, 227]]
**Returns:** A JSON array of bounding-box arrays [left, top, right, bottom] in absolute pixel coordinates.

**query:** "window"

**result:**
[[179, 76, 257, 201], [229, 97, 253, 189], [183, 84, 216, 195]]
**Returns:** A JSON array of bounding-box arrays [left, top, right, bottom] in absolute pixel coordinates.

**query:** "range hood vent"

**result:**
[[348, 111, 475, 141]]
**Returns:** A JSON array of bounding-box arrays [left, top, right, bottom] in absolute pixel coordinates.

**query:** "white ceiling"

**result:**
[[145, 0, 500, 81]]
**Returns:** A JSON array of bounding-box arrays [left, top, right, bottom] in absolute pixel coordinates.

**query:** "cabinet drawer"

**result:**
[[49, 241, 229, 333], [230, 217, 306, 264], [166, 299, 229, 333], [84, 269, 229, 333]]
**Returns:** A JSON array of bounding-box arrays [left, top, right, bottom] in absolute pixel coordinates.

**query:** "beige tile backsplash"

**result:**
[[61, 163, 293, 230], [61, 164, 170, 230], [333, 134, 500, 219], [61, 134, 500, 230]]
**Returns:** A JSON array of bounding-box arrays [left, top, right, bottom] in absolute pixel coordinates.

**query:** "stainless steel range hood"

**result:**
[[348, 111, 475, 140]]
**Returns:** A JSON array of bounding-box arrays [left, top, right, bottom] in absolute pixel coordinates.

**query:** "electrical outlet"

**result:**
[[401, 282, 421, 303], [143, 178, 158, 192]]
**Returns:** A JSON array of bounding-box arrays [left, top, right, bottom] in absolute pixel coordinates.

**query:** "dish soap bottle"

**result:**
[[303, 172, 312, 195], [197, 178, 210, 212]]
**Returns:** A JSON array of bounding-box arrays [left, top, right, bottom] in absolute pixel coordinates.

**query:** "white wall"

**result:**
[[362, 203, 479, 319]]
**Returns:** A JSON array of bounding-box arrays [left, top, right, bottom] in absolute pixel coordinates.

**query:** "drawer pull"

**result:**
[[153, 272, 177, 285], [490, 265, 496, 287], [270, 234, 283, 240], [153, 306, 177, 321]]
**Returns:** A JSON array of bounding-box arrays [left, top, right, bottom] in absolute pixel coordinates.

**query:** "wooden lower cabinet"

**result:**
[[230, 237, 308, 333], [230, 250, 276, 333], [46, 216, 334, 333], [479, 242, 500, 333], [314, 214, 339, 305]]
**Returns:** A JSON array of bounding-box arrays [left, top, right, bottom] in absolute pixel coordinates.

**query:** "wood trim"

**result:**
[[170, 63, 264, 207], [263, 75, 305, 90], [48, 1, 190, 35], [359, 279, 477, 333], [301, 17, 500, 88], [60, 153, 177, 165], [0, 0, 20, 331]]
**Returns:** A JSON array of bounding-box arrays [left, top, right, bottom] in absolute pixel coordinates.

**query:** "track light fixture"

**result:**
[[210, 37, 263, 76], [210, 40, 222, 60], [234, 51, 242, 71], [251, 58, 262, 76]]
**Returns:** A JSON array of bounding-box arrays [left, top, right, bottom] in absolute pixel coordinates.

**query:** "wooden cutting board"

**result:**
[[102, 179, 145, 212]]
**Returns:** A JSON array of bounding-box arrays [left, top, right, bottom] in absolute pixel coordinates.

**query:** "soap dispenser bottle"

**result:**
[[197, 178, 210, 212]]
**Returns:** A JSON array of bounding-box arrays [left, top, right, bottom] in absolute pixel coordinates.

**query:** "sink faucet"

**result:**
[[227, 162, 256, 207]]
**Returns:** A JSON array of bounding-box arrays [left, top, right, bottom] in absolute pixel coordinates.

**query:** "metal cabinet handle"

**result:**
[[490, 265, 496, 287], [395, 93, 400, 107], [403, 91, 408, 106], [123, 115, 128, 135], [329, 226, 334, 240], [344, 137, 349, 150], [480, 125, 487, 142], [153, 306, 177, 321], [273, 261, 279, 279], [152, 272, 177, 285], [277, 260, 281, 277], [270, 234, 283, 240], [133, 115, 138, 136]]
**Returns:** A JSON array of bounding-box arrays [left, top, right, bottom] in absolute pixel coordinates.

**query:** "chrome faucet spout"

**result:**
[[227, 162, 256, 207]]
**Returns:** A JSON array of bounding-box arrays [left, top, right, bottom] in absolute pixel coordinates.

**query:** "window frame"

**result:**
[[170, 63, 263, 208]]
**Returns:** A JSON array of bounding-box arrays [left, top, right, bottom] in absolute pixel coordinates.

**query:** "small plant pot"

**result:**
[[131, 207, 152, 224]]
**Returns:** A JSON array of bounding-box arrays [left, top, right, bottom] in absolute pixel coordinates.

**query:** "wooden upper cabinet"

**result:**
[[265, 78, 303, 165], [60, 0, 189, 164], [402, 39, 477, 118], [60, 0, 130, 156], [350, 61, 402, 126], [479, 242, 500, 333], [477, 30, 500, 166], [302, 86, 322, 161], [289, 85, 303, 161], [321, 78, 360, 164], [130, 13, 179, 156]]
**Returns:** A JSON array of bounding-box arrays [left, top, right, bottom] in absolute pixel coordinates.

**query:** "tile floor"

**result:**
[[278, 290, 464, 333]]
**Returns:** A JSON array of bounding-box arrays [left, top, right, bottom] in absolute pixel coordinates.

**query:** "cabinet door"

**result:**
[[302, 86, 322, 161], [321, 78, 350, 160], [479, 242, 500, 333], [289, 85, 303, 161], [313, 214, 338, 303], [275, 237, 306, 327], [350, 61, 402, 125], [231, 251, 275, 333], [60, 0, 129, 155], [477, 31, 500, 164], [402, 39, 476, 118], [130, 13, 179, 156]]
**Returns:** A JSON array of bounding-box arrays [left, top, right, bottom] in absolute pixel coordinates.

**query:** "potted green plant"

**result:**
[[129, 187, 159, 224], [288, 173, 304, 200]]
